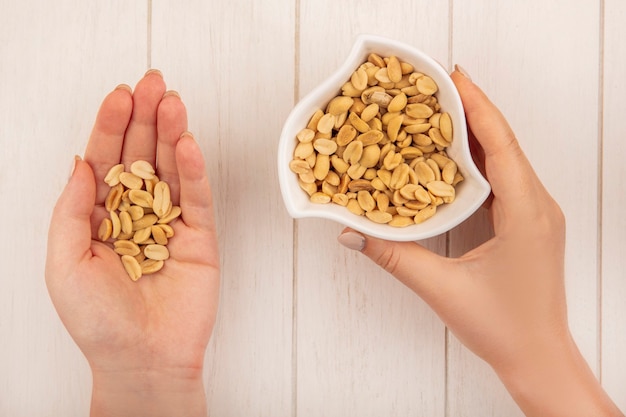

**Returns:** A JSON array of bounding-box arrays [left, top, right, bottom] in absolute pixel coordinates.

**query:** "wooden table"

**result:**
[[1, 1, 624, 415]]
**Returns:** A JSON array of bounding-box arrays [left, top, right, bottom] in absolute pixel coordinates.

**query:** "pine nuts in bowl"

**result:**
[[277, 34, 490, 241]]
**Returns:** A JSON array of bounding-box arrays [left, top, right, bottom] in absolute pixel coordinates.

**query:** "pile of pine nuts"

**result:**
[[98, 160, 180, 281], [290, 53, 463, 227]]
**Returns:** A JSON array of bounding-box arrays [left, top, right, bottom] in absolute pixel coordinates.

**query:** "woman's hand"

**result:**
[[45, 70, 219, 417], [338, 68, 623, 417]]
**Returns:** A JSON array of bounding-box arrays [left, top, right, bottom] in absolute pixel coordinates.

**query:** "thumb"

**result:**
[[337, 229, 452, 301], [46, 157, 96, 279]]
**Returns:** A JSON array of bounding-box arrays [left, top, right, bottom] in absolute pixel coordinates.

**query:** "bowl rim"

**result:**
[[278, 34, 491, 241]]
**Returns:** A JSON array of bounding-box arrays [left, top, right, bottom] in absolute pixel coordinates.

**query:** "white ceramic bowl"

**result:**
[[277, 34, 490, 241]]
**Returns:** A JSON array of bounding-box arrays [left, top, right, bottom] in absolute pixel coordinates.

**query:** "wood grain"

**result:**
[[601, 0, 626, 410], [0, 0, 623, 415]]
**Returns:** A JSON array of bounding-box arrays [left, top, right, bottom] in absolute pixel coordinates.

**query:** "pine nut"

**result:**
[[121, 255, 142, 281], [442, 161, 458, 184], [119, 172, 144, 190], [140, 259, 164, 275], [133, 226, 152, 244], [332, 193, 349, 206], [144, 244, 169, 261], [130, 160, 156, 180], [406, 103, 434, 119], [416, 76, 438, 95], [357, 130, 384, 147], [426, 159, 442, 181], [297, 128, 315, 143], [119, 211, 133, 235], [157, 224, 175, 238], [157, 205, 181, 224], [313, 154, 330, 181], [98, 218, 113, 241], [152, 181, 171, 218], [104, 164, 125, 187], [387, 92, 407, 113], [129, 190, 154, 208], [439, 113, 452, 142], [110, 211, 121, 239], [426, 181, 455, 198], [365, 210, 393, 224], [346, 199, 364, 216], [105, 184, 124, 212], [360, 103, 379, 122], [387, 56, 403, 83], [357, 190, 376, 212], [389, 215, 415, 228], [327, 96, 354, 116], [310, 192, 331, 204], [351, 67, 368, 91], [313, 138, 338, 155], [289, 159, 310, 174]]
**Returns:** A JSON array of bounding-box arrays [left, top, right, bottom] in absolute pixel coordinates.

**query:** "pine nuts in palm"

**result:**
[[98, 160, 179, 280], [114, 240, 141, 257], [290, 54, 464, 227]]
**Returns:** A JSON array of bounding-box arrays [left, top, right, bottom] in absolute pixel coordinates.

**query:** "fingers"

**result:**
[[84, 85, 133, 203], [156, 91, 188, 203], [338, 229, 453, 302], [46, 158, 96, 278], [120, 69, 166, 167], [451, 70, 519, 160], [84, 71, 177, 206], [175, 133, 216, 232], [451, 70, 544, 212]]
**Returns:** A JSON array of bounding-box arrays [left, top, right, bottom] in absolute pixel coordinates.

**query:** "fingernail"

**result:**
[[180, 131, 195, 140], [144, 68, 163, 78], [69, 155, 81, 180], [163, 90, 181, 99], [454, 64, 472, 81], [114, 84, 132, 93], [338, 231, 366, 251]]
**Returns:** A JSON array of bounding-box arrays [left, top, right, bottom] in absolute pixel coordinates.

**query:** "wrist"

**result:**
[[90, 366, 207, 417], [494, 333, 622, 417]]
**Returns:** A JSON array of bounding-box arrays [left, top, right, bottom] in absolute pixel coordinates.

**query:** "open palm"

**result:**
[[45, 71, 220, 377]]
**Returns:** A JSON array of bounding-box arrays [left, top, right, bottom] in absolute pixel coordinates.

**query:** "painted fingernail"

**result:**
[[144, 68, 163, 78], [337, 230, 366, 251], [68, 155, 81, 180], [115, 84, 132, 93], [454, 64, 472, 81], [163, 90, 181, 99]]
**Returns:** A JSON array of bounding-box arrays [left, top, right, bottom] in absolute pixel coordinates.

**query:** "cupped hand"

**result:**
[[338, 69, 622, 417], [45, 70, 219, 416]]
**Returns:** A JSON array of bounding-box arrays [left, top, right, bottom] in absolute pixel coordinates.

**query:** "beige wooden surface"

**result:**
[[1, 1, 624, 416], [602, 0, 626, 410]]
